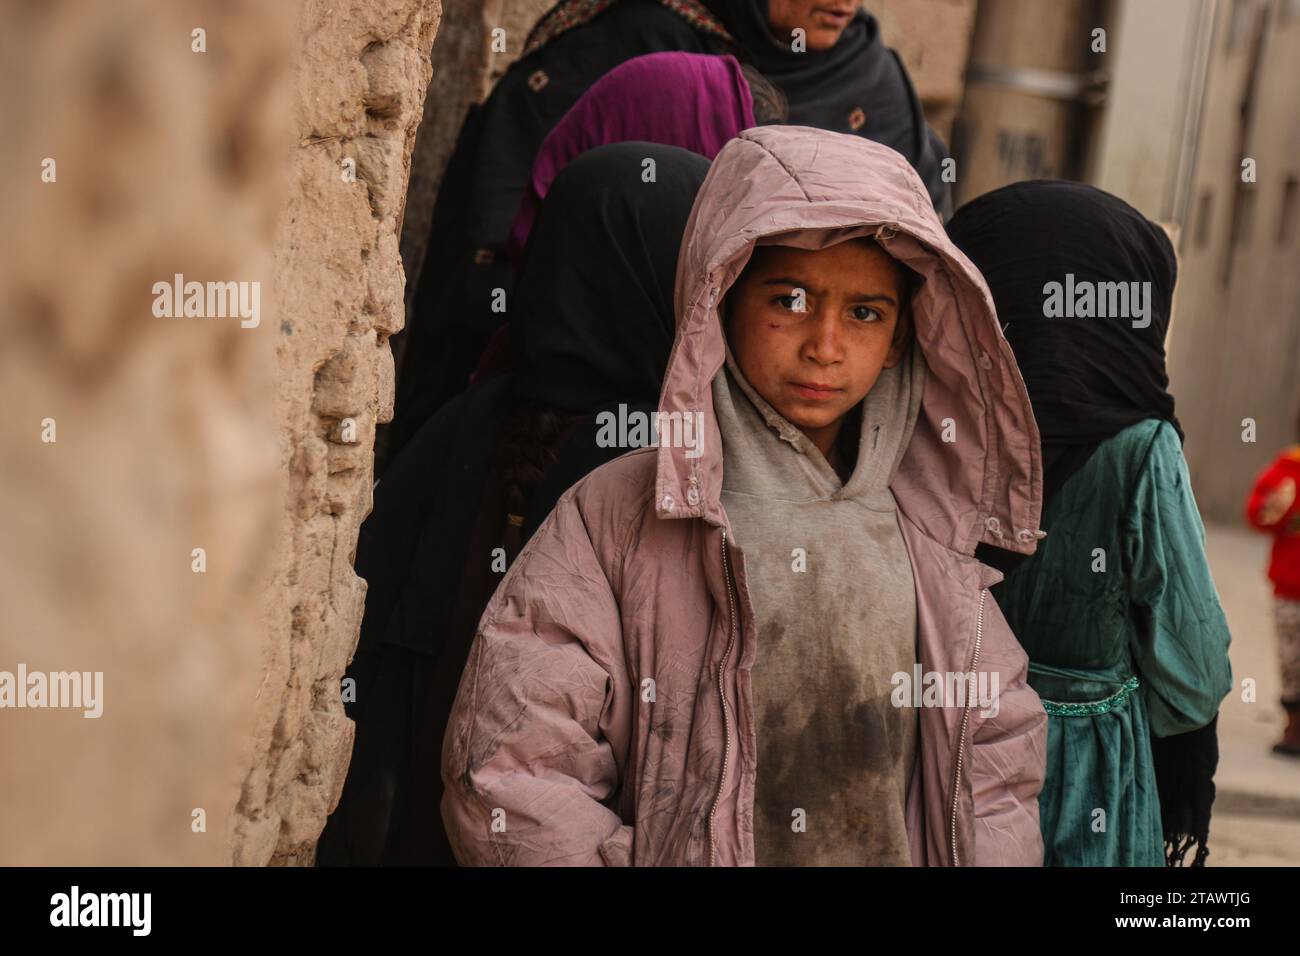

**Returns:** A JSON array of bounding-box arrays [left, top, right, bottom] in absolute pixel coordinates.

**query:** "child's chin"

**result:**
[[780, 405, 843, 432]]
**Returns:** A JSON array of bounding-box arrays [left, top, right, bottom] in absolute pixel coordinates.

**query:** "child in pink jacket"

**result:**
[[441, 126, 1047, 866]]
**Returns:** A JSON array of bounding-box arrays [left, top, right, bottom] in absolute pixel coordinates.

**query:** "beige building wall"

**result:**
[[952, 0, 1300, 523], [950, 0, 1106, 205], [1088, 0, 1217, 223], [1167, 0, 1300, 520]]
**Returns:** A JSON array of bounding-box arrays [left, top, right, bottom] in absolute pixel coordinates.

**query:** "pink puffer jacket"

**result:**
[[442, 125, 1048, 866]]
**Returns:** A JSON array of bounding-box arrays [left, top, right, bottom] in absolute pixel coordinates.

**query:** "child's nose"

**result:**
[[802, 308, 845, 364]]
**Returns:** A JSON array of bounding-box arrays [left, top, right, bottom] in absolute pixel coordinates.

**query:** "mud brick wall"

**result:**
[[233, 0, 443, 867]]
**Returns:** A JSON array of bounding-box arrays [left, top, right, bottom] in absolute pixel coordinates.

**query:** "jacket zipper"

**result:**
[[707, 527, 739, 867], [704, 536, 990, 865], [948, 587, 986, 866]]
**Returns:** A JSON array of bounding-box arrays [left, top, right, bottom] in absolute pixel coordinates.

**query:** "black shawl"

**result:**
[[703, 0, 948, 209], [947, 180, 1214, 867], [315, 143, 710, 866]]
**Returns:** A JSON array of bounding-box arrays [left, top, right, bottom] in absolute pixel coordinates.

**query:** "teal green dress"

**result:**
[[993, 419, 1233, 866]]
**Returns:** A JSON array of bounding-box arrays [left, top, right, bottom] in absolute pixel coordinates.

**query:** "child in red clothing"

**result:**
[[1245, 442, 1300, 755]]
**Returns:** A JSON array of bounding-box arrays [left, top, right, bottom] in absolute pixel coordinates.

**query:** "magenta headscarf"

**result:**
[[506, 51, 756, 257]]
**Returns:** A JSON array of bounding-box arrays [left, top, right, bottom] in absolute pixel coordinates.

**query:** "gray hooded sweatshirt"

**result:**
[[713, 337, 927, 866]]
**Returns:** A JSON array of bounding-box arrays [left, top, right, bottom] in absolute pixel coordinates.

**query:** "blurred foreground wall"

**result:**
[[0, 0, 442, 866], [0, 0, 290, 865]]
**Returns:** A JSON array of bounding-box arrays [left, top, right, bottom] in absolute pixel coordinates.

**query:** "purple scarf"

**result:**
[[506, 51, 755, 256]]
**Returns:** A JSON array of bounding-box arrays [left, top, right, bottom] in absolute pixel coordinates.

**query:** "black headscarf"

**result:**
[[511, 142, 703, 412], [703, 0, 948, 209], [316, 143, 709, 866], [947, 180, 1182, 508], [947, 180, 1214, 867]]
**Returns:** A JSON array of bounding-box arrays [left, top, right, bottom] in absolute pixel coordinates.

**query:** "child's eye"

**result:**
[[851, 305, 882, 322], [774, 294, 804, 312]]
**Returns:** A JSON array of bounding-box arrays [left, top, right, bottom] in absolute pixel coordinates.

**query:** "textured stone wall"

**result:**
[[233, 0, 443, 867], [0, 0, 290, 865]]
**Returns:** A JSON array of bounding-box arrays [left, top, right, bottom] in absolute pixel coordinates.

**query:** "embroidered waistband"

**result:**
[[1038, 675, 1140, 717]]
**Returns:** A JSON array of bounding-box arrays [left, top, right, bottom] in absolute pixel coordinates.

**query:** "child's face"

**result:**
[[724, 239, 908, 455]]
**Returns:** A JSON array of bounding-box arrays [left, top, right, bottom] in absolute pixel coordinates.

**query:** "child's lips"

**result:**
[[790, 381, 842, 400]]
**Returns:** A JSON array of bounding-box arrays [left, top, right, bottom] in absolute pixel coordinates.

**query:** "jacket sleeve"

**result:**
[[1125, 422, 1233, 738], [968, 597, 1048, 867], [1244, 454, 1293, 531], [440, 490, 635, 866]]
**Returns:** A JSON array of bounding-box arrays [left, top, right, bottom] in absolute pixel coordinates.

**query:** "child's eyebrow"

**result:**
[[851, 292, 899, 307], [761, 276, 822, 295], [759, 277, 898, 308]]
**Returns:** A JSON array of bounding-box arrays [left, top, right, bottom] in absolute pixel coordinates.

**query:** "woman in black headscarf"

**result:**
[[947, 181, 1233, 866], [707, 1, 949, 206], [385, 0, 949, 469], [315, 142, 711, 866]]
